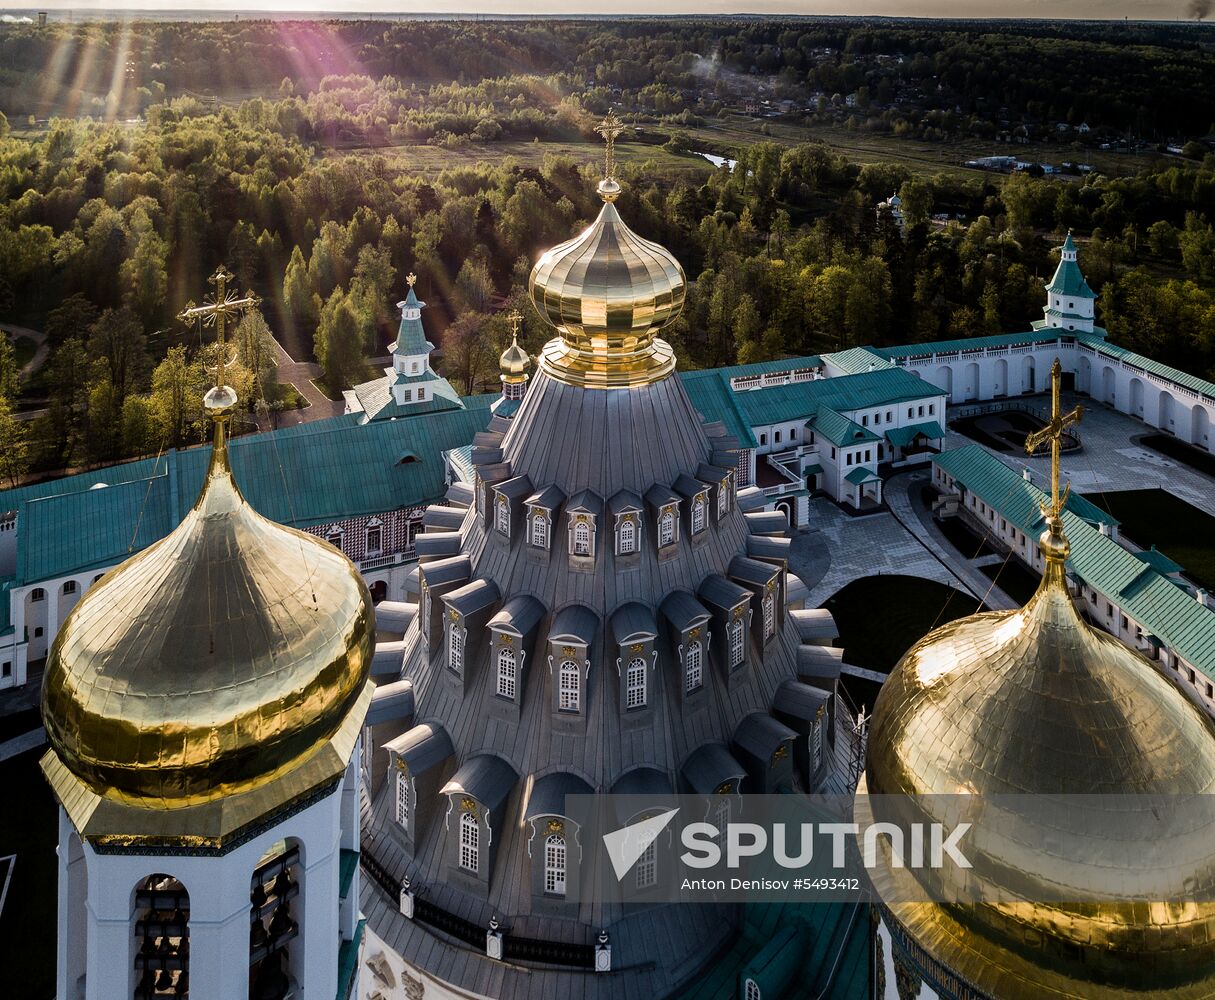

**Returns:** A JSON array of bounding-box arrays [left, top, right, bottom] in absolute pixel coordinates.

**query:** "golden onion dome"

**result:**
[[41, 384, 374, 836], [499, 334, 531, 383], [528, 121, 686, 389], [862, 511, 1215, 998]]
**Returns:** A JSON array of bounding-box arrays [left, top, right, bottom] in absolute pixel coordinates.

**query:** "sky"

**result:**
[[0, 1, 1204, 20]]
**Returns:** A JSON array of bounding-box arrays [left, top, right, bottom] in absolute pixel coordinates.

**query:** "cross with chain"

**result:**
[[178, 265, 261, 392], [595, 111, 624, 182], [1025, 358, 1084, 521]]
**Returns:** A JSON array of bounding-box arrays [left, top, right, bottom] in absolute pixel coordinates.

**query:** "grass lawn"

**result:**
[[823, 574, 989, 712], [1080, 488, 1215, 592], [0, 747, 59, 1000]]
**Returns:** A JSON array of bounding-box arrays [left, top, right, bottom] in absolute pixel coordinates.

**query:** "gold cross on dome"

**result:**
[[406, 272, 418, 288], [506, 309, 523, 341], [1025, 358, 1084, 520], [178, 265, 261, 391], [595, 110, 625, 181]]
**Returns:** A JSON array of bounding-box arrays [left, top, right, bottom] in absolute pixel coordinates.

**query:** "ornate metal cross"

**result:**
[[177, 265, 261, 391], [506, 309, 523, 341], [1025, 358, 1084, 520], [595, 110, 624, 182], [406, 272, 418, 288]]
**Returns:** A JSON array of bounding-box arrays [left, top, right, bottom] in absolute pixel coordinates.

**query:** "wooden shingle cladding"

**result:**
[[414, 530, 461, 563], [373, 600, 417, 636], [442, 578, 502, 692], [796, 644, 845, 691], [660, 590, 713, 709], [370, 639, 408, 679], [491, 475, 534, 544], [736, 485, 768, 513], [680, 741, 747, 797], [746, 534, 792, 572], [773, 678, 833, 789], [745, 509, 788, 537], [790, 609, 840, 647], [728, 554, 785, 661], [697, 573, 754, 688], [440, 753, 519, 894], [644, 484, 682, 558], [422, 505, 469, 532], [732, 712, 798, 793], [417, 555, 472, 655], [445, 482, 474, 507], [486, 594, 546, 722], [384, 722, 455, 854]]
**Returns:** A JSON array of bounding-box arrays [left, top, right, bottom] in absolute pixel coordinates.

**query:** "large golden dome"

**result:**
[[528, 122, 686, 389], [41, 386, 373, 839], [862, 511, 1215, 998]]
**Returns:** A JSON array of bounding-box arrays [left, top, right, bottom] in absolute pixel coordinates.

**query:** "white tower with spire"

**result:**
[[1035, 232, 1097, 334], [492, 308, 531, 418]]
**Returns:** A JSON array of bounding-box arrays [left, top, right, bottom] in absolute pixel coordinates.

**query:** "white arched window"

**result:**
[[619, 517, 636, 554], [659, 511, 675, 547], [448, 622, 464, 672], [573, 520, 591, 556], [684, 641, 703, 694], [62, 580, 77, 595], [626, 656, 647, 709], [762, 593, 775, 641], [717, 480, 730, 517], [559, 659, 580, 712], [544, 834, 566, 895], [366, 522, 383, 554], [459, 811, 479, 873], [531, 512, 547, 548], [691, 497, 706, 534], [495, 495, 510, 536], [744, 978, 761, 1000], [496, 645, 517, 699], [395, 768, 409, 828], [729, 619, 746, 668], [635, 835, 657, 888]]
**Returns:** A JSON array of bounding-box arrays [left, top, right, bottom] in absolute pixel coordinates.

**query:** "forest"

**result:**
[[0, 17, 1213, 485]]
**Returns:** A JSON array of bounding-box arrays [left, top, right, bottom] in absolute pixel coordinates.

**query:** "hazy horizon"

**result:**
[[0, 1, 1208, 22]]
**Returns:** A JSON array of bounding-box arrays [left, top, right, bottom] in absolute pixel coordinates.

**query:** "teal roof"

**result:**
[[822, 346, 894, 375], [1077, 332, 1215, 404], [351, 372, 462, 422], [2, 402, 495, 586], [1045, 236, 1096, 299], [844, 466, 880, 485], [391, 287, 434, 356], [681, 368, 759, 448], [885, 420, 945, 448], [446, 444, 474, 484], [933, 446, 1215, 681], [1135, 545, 1184, 576], [873, 330, 1067, 359], [812, 406, 879, 448], [0, 577, 12, 634]]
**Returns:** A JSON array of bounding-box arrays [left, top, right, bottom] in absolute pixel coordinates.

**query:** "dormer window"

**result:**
[[448, 620, 464, 672], [412, 361, 420, 373], [762, 592, 776, 641], [684, 640, 703, 694], [626, 656, 647, 709], [691, 496, 706, 535], [496, 645, 517, 699], [530, 511, 548, 548], [403, 389, 413, 402], [659, 511, 675, 547], [395, 768, 410, 828], [573, 519, 592, 556], [619, 516, 637, 554], [558, 659, 580, 712], [459, 811, 479, 873], [495, 494, 510, 536], [366, 522, 383, 554], [729, 618, 746, 668], [718, 481, 730, 518], [544, 833, 567, 895], [418, 387, 426, 400]]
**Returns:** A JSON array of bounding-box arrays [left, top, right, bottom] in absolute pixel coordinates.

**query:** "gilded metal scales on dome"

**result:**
[[529, 112, 687, 389]]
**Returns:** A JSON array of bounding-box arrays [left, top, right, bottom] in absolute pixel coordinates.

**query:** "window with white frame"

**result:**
[[691, 497, 706, 534], [717, 481, 729, 517], [459, 810, 479, 873], [366, 523, 383, 554], [762, 592, 775, 641], [619, 517, 637, 554], [495, 495, 510, 535], [745, 979, 761, 1000], [712, 795, 731, 842], [531, 512, 548, 548], [31, 588, 44, 602], [659, 510, 675, 547], [684, 640, 703, 693], [559, 659, 580, 712], [496, 645, 517, 699], [729, 619, 745, 668], [635, 835, 657, 888], [62, 580, 77, 595], [544, 834, 567, 895], [395, 768, 409, 828], [573, 519, 592, 556], [626, 656, 647, 709], [448, 621, 464, 672]]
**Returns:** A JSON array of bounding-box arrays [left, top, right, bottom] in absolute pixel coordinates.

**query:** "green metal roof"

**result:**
[[1135, 545, 1185, 576], [351, 372, 461, 422], [390, 287, 434, 356], [1077, 332, 1215, 403], [4, 401, 496, 586], [0, 577, 12, 634], [933, 445, 1215, 682], [822, 346, 894, 375], [813, 406, 880, 448], [873, 330, 1066, 359], [885, 420, 945, 448], [804, 463, 823, 476], [1045, 236, 1096, 299], [681, 369, 759, 449], [844, 466, 881, 485]]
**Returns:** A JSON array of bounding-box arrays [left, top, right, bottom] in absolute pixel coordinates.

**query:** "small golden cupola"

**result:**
[[860, 360, 1215, 998], [528, 111, 687, 389], [499, 308, 531, 384], [40, 268, 374, 847]]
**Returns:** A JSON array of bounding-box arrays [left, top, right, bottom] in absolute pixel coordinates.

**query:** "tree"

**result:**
[[455, 258, 495, 314], [0, 335, 18, 401], [0, 396, 28, 487], [316, 290, 364, 392], [283, 245, 318, 337], [897, 177, 933, 228], [232, 311, 279, 403], [442, 311, 493, 395], [150, 346, 205, 448], [45, 294, 100, 348], [119, 211, 169, 326], [348, 243, 396, 350], [1147, 220, 1177, 259], [1179, 213, 1215, 283], [87, 307, 149, 401]]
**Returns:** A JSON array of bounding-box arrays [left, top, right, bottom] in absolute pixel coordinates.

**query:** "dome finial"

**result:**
[[595, 110, 625, 203], [499, 308, 530, 382], [1024, 357, 1084, 569], [177, 264, 261, 413]]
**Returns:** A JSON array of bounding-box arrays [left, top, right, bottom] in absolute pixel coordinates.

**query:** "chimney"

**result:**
[[1198, 589, 1211, 608], [1098, 521, 1111, 537], [1022, 468, 1032, 482]]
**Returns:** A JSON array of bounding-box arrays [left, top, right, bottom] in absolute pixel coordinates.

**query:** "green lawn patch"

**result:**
[[1080, 487, 1215, 592], [824, 574, 988, 712]]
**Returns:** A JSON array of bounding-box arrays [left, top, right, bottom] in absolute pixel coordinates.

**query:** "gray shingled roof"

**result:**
[[608, 489, 644, 515], [681, 742, 747, 794], [441, 753, 518, 810], [645, 484, 681, 508], [494, 475, 534, 503], [415, 532, 461, 560], [698, 574, 752, 612], [729, 554, 779, 587], [673, 473, 709, 500], [733, 713, 797, 759], [367, 679, 415, 726], [526, 484, 566, 511], [386, 722, 455, 775], [375, 601, 417, 634], [660, 591, 712, 633], [549, 604, 599, 645], [611, 602, 658, 643], [371, 640, 408, 678], [610, 766, 673, 797], [524, 772, 595, 821], [774, 679, 830, 721], [797, 644, 845, 682], [489, 594, 546, 637], [791, 610, 840, 645], [444, 578, 501, 617], [745, 510, 788, 536], [419, 555, 472, 588], [747, 535, 791, 565], [422, 506, 468, 531], [567, 488, 604, 515]]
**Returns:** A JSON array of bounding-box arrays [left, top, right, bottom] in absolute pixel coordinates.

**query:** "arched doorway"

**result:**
[[939, 365, 953, 400], [964, 362, 980, 402], [1158, 391, 1175, 435], [776, 499, 794, 531], [1130, 378, 1145, 419], [1078, 355, 1091, 395], [1102, 366, 1116, 406], [1193, 405, 1211, 452], [1023, 356, 1036, 394], [369, 580, 387, 604], [994, 358, 1008, 397]]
